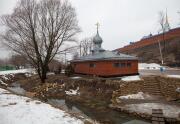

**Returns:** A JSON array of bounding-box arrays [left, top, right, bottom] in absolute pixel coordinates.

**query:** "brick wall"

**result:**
[[117, 27, 180, 53], [72, 60, 138, 76]]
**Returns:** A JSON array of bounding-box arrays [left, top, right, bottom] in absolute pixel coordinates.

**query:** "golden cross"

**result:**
[[95, 22, 100, 31]]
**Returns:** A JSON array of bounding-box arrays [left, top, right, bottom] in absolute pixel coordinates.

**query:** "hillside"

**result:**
[[116, 27, 180, 67]]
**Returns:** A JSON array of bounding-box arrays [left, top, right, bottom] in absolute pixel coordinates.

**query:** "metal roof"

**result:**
[[71, 51, 138, 62]]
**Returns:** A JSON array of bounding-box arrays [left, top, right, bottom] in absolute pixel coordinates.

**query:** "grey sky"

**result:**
[[0, 0, 180, 58]]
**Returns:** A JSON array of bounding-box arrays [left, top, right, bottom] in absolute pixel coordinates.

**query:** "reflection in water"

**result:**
[[48, 99, 88, 118], [7, 82, 149, 124], [7, 82, 26, 95], [48, 99, 148, 124]]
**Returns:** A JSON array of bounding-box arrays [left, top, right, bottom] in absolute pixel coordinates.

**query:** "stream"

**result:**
[[48, 98, 146, 124], [7, 82, 150, 124]]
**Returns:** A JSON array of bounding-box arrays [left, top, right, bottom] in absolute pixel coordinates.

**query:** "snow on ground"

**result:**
[[122, 103, 180, 118], [61, 69, 65, 74], [65, 87, 80, 96], [119, 92, 152, 100], [121, 75, 141, 82], [139, 63, 163, 70], [47, 72, 55, 76], [7, 87, 26, 95], [176, 88, 180, 93], [25, 73, 33, 77], [0, 88, 83, 124], [1, 75, 9, 80], [167, 75, 180, 79], [0, 69, 34, 75], [0, 80, 8, 86], [70, 77, 82, 79]]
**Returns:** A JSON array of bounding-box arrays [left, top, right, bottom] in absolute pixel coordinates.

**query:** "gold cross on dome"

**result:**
[[95, 22, 100, 31]]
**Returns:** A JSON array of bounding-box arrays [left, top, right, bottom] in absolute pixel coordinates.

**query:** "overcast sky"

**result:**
[[0, 0, 180, 58]]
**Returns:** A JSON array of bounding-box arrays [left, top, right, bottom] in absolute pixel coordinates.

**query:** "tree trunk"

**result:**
[[40, 73, 46, 83], [41, 77, 46, 84], [40, 65, 48, 83]]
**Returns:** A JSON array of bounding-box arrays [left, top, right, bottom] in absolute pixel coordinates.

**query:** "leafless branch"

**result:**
[[1, 0, 80, 83]]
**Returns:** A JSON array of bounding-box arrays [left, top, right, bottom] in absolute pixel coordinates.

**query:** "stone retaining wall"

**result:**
[[158, 77, 180, 100]]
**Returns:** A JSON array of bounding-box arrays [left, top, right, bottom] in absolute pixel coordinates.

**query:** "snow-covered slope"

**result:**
[[122, 103, 180, 118], [119, 92, 152, 100], [121, 75, 141, 82], [167, 75, 180, 79], [0, 69, 34, 75], [0, 88, 83, 124], [139, 63, 162, 70]]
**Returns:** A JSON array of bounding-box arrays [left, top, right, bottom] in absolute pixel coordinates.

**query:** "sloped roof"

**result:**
[[71, 51, 138, 62]]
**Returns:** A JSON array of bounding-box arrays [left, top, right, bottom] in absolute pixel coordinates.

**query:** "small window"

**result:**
[[120, 63, 126, 68], [127, 63, 131, 68], [113, 63, 119, 68], [89, 63, 96, 68]]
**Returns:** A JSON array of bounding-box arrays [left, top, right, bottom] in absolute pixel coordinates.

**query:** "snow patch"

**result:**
[[0, 88, 83, 124], [0, 80, 8, 86], [0, 69, 34, 75], [176, 88, 180, 93], [167, 75, 180, 79], [139, 63, 163, 70], [7, 87, 26, 95], [61, 69, 65, 74], [25, 73, 32, 77], [47, 72, 55, 76], [2, 75, 9, 80], [121, 75, 141, 82], [70, 76, 82, 79], [65, 87, 80, 96], [119, 92, 152, 100], [123, 103, 180, 118]]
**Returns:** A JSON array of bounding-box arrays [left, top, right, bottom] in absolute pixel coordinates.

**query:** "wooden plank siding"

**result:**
[[71, 60, 138, 77]]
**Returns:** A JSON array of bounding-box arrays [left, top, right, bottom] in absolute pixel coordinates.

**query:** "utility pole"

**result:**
[[79, 42, 82, 57], [158, 32, 164, 65], [64, 51, 67, 65]]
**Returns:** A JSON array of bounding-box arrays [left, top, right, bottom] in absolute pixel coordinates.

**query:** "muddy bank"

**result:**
[[2, 74, 150, 123], [2, 74, 180, 123]]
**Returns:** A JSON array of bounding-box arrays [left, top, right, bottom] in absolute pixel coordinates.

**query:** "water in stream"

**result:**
[[7, 82, 26, 95], [48, 99, 149, 124], [8, 82, 150, 124]]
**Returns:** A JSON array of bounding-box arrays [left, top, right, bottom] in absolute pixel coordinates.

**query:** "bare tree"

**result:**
[[159, 12, 165, 31], [73, 52, 79, 59], [1, 0, 80, 83], [158, 11, 166, 51], [178, 11, 180, 24], [9, 54, 28, 69], [48, 59, 62, 73], [80, 38, 93, 56]]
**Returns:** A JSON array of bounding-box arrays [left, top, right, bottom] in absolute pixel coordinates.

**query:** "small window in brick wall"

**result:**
[[89, 63, 96, 68], [113, 63, 119, 67], [127, 63, 131, 68], [120, 63, 126, 68]]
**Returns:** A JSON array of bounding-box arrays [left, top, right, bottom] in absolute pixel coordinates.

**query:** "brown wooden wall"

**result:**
[[117, 27, 180, 52], [71, 60, 138, 77]]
